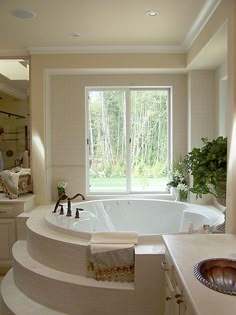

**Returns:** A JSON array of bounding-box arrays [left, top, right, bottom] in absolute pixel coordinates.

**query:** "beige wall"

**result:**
[[188, 70, 217, 150], [49, 73, 187, 201], [226, 0, 236, 233], [215, 63, 228, 137], [31, 53, 187, 204]]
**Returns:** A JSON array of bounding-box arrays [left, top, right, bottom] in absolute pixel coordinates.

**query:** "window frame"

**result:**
[[85, 86, 172, 195]]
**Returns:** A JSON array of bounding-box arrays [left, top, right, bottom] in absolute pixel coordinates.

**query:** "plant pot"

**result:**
[[216, 179, 226, 206]]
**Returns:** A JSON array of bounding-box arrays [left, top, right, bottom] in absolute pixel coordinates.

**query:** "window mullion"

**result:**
[[125, 89, 131, 193]]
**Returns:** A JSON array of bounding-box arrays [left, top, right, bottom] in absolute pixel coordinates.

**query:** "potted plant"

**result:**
[[186, 136, 227, 205]]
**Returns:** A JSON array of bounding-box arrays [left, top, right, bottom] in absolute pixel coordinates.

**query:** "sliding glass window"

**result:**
[[86, 87, 170, 194]]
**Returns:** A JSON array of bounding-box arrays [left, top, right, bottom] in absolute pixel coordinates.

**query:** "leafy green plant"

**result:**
[[187, 136, 227, 200]]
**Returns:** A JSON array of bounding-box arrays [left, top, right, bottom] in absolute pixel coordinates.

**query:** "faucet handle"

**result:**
[[59, 205, 64, 215], [66, 198, 72, 217], [75, 208, 84, 218], [75, 208, 80, 218]]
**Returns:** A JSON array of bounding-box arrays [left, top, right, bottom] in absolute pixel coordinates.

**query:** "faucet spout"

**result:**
[[70, 193, 85, 201], [66, 198, 72, 216], [65, 193, 85, 216], [53, 193, 69, 213]]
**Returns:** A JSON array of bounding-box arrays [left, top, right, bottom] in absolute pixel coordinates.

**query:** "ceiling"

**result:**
[[0, 0, 227, 101], [0, 0, 223, 54]]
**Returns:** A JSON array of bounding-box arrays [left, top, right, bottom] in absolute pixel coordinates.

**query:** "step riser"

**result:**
[[13, 242, 136, 315], [13, 261, 135, 315], [27, 226, 88, 276], [1, 270, 68, 315]]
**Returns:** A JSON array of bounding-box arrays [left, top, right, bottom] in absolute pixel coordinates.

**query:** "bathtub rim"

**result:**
[[45, 198, 224, 241]]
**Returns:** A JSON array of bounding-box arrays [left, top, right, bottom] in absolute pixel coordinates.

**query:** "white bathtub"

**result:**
[[45, 199, 224, 239]]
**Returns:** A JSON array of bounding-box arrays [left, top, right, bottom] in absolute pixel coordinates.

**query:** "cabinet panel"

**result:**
[[0, 206, 14, 218], [0, 219, 16, 263], [163, 250, 196, 315]]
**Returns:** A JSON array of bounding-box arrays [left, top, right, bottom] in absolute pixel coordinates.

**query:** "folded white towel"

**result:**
[[90, 243, 133, 255], [88, 231, 138, 282], [90, 231, 138, 245]]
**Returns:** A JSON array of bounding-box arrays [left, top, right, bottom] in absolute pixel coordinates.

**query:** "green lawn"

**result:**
[[89, 177, 168, 192]]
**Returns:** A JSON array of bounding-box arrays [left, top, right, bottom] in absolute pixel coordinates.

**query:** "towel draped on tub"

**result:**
[[87, 232, 138, 282]]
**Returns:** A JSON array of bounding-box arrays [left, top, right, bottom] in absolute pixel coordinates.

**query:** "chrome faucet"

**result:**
[[66, 193, 85, 217], [53, 193, 69, 213]]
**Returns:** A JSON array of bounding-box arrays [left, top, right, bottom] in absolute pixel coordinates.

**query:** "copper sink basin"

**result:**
[[194, 258, 236, 295]]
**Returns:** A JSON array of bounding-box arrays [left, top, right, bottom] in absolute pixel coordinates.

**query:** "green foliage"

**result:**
[[88, 89, 169, 184], [167, 159, 189, 188], [187, 136, 227, 199]]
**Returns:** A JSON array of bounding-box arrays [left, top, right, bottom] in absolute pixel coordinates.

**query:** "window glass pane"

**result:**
[[88, 90, 126, 193], [130, 90, 168, 192]]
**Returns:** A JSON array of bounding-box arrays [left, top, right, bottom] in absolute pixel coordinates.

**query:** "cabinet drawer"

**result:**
[[0, 206, 14, 217]]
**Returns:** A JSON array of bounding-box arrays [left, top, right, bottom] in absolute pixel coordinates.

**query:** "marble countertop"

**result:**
[[163, 234, 236, 315], [0, 193, 35, 203]]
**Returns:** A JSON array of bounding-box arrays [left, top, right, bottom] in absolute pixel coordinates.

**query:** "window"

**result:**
[[86, 87, 170, 194]]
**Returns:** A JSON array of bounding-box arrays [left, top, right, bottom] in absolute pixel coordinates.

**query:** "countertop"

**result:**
[[163, 234, 236, 315], [0, 193, 35, 203]]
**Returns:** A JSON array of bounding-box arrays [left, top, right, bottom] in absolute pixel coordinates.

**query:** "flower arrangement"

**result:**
[[167, 160, 189, 202], [57, 181, 67, 198], [176, 182, 188, 202]]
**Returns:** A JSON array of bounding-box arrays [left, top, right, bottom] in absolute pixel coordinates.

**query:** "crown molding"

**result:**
[[45, 67, 187, 76], [183, 0, 222, 49], [0, 49, 30, 58], [29, 44, 186, 55]]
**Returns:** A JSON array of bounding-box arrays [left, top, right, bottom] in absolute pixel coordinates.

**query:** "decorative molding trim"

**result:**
[[0, 82, 27, 100], [45, 67, 187, 76], [29, 45, 185, 55], [183, 0, 222, 49], [0, 49, 29, 57]]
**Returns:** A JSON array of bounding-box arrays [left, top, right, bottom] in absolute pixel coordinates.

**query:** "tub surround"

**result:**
[[163, 234, 236, 315], [0, 201, 227, 314], [1, 206, 165, 315]]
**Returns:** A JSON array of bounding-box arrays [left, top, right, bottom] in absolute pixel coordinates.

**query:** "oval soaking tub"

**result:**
[[45, 199, 224, 238]]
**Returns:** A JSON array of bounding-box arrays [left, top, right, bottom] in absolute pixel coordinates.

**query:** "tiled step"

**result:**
[[26, 210, 89, 276], [1, 270, 68, 315], [12, 240, 135, 315]]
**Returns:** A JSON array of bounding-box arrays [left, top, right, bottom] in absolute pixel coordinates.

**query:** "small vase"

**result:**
[[172, 188, 178, 201], [178, 189, 188, 202]]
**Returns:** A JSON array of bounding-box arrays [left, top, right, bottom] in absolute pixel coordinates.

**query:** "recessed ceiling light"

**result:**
[[71, 32, 81, 38], [9, 8, 37, 19], [146, 10, 159, 17]]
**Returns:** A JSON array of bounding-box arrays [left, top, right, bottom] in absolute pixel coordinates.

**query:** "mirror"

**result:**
[[0, 59, 29, 170]]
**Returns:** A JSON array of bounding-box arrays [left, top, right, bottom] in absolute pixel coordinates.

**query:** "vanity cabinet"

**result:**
[[0, 218, 16, 267], [162, 249, 195, 315], [0, 194, 35, 273]]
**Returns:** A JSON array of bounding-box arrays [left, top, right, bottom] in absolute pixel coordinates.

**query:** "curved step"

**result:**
[[1, 270, 68, 315], [26, 209, 89, 276], [13, 240, 135, 315]]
